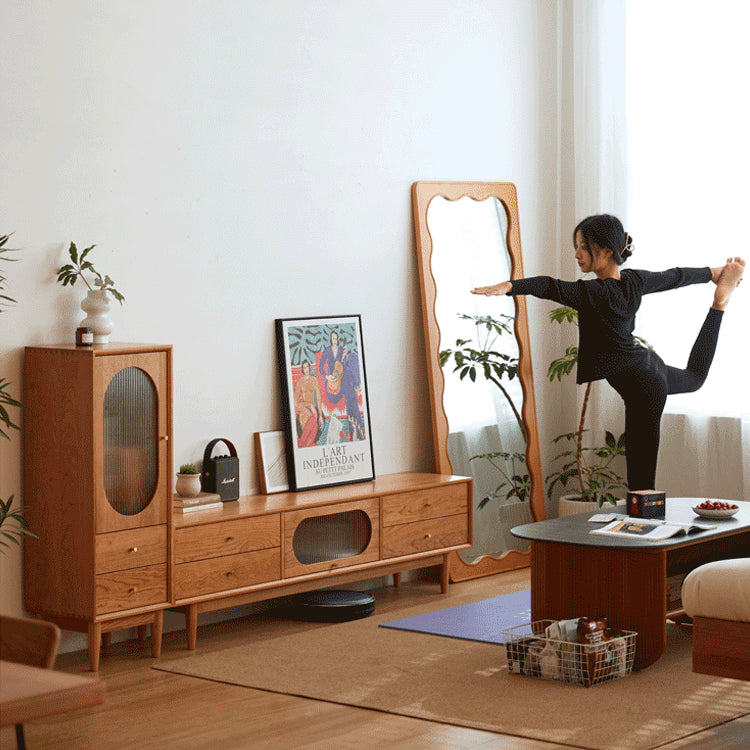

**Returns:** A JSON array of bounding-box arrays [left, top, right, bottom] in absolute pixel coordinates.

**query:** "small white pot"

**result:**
[[175, 473, 202, 498], [558, 494, 626, 517]]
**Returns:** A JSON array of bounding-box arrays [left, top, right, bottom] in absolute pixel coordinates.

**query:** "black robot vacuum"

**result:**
[[287, 589, 375, 622]]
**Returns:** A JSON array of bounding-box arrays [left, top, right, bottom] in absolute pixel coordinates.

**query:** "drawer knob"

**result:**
[[424, 533, 432, 540], [226, 570, 234, 577], [225, 536, 235, 543], [129, 586, 138, 594], [129, 547, 138, 553]]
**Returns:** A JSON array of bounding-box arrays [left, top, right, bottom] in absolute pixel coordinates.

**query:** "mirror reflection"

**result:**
[[427, 196, 532, 561]]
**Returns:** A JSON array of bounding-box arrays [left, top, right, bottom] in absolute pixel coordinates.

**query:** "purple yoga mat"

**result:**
[[380, 590, 531, 644]]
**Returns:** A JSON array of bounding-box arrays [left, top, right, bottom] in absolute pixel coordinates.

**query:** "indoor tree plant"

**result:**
[[440, 313, 526, 442], [469, 450, 530, 508], [1, 233, 36, 551], [440, 313, 530, 516], [56, 241, 125, 343], [545, 306, 632, 509]]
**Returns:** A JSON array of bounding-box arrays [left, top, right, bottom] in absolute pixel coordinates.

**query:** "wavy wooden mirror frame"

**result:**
[[412, 181, 545, 580]]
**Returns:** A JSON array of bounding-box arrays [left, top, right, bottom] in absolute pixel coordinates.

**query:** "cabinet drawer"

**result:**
[[174, 548, 281, 600], [175, 514, 281, 564], [95, 525, 167, 574], [96, 563, 167, 614], [382, 484, 469, 527], [382, 514, 468, 558]]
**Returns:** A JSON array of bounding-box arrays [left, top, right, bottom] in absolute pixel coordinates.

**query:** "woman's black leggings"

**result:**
[[606, 307, 724, 491]]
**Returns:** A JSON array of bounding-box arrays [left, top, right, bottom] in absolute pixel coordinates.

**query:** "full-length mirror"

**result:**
[[412, 182, 545, 580]]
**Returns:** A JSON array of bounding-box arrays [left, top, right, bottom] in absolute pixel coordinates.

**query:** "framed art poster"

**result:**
[[275, 315, 375, 491]]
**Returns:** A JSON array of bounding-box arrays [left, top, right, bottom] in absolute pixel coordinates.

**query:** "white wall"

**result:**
[[0, 0, 563, 650]]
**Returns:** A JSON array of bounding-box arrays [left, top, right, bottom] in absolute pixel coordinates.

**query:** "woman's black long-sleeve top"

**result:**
[[509, 267, 712, 383]]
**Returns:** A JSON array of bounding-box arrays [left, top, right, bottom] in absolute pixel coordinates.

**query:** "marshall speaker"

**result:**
[[201, 438, 240, 502]]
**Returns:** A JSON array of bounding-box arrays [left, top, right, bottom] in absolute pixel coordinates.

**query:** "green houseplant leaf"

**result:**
[[56, 242, 125, 304]]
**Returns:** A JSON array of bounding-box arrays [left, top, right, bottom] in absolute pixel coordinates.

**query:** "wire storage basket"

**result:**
[[502, 619, 637, 687]]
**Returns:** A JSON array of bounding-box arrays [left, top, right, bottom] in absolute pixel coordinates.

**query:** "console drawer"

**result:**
[[95, 525, 167, 574], [96, 563, 167, 614], [381, 484, 469, 527], [175, 548, 281, 599], [382, 514, 468, 558], [175, 514, 281, 564]]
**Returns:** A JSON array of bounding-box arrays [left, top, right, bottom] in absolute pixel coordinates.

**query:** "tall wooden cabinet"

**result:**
[[23, 343, 173, 671]]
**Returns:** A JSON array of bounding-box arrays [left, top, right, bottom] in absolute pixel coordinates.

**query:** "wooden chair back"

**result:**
[[0, 614, 61, 669]]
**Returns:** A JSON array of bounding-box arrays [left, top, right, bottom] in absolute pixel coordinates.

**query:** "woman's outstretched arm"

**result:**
[[472, 281, 512, 296], [472, 276, 585, 309]]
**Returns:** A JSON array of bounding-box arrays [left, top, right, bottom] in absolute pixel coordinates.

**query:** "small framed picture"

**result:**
[[275, 314, 375, 491], [254, 430, 289, 494]]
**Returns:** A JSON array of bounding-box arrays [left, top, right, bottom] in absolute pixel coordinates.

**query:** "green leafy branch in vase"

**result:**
[[56, 242, 125, 304], [439, 313, 527, 443]]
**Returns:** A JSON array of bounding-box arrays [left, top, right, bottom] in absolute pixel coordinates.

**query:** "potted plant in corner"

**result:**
[[1, 233, 37, 552], [56, 241, 125, 343], [545, 306, 632, 514], [175, 463, 201, 499]]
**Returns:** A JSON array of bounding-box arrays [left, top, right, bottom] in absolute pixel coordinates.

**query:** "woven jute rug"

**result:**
[[154, 596, 750, 750]]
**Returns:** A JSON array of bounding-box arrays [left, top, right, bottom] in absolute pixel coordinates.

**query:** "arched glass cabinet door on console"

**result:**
[[412, 181, 545, 581]]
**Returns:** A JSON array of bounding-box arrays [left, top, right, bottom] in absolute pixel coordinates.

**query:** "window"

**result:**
[[626, 1, 750, 414]]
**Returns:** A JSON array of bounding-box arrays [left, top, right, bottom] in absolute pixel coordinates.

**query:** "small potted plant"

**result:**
[[175, 463, 201, 498], [56, 242, 125, 343]]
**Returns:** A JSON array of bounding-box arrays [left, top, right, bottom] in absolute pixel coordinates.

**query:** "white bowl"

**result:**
[[692, 505, 739, 519]]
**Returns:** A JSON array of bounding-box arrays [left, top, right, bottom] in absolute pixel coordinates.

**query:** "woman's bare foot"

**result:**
[[712, 257, 745, 310]]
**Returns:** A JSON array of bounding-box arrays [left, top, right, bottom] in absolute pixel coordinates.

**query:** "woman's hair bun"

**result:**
[[621, 232, 634, 261]]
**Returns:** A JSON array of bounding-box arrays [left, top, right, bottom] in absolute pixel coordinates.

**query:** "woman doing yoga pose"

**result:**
[[472, 214, 744, 491]]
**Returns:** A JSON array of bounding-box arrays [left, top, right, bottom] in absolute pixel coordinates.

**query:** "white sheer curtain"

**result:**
[[559, 0, 748, 500], [626, 1, 750, 500], [559, 0, 630, 478]]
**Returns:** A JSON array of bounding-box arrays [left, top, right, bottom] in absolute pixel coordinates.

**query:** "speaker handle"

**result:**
[[202, 438, 238, 465]]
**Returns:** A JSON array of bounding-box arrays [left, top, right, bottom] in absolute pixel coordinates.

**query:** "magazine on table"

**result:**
[[589, 515, 715, 540]]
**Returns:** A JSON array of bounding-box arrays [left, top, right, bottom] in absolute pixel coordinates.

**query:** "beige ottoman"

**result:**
[[682, 559, 750, 681]]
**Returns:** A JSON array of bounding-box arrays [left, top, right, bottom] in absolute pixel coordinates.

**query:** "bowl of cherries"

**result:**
[[692, 500, 740, 519]]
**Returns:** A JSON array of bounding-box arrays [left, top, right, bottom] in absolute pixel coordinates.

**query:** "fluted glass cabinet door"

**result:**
[[103, 366, 159, 516], [95, 351, 170, 532]]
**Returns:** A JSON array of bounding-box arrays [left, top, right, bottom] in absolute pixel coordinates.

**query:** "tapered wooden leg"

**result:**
[[88, 622, 102, 672], [440, 553, 450, 593], [392, 572, 401, 588], [151, 611, 163, 658], [186, 604, 198, 650], [102, 632, 112, 650], [138, 625, 148, 641]]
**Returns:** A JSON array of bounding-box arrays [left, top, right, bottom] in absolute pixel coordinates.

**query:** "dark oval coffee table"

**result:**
[[512, 497, 750, 670]]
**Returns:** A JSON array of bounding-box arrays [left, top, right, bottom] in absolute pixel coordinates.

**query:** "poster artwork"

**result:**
[[277, 316, 375, 490]]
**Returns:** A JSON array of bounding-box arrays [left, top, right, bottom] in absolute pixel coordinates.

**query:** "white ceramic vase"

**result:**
[[80, 290, 114, 343], [558, 494, 626, 517], [175, 473, 202, 499]]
